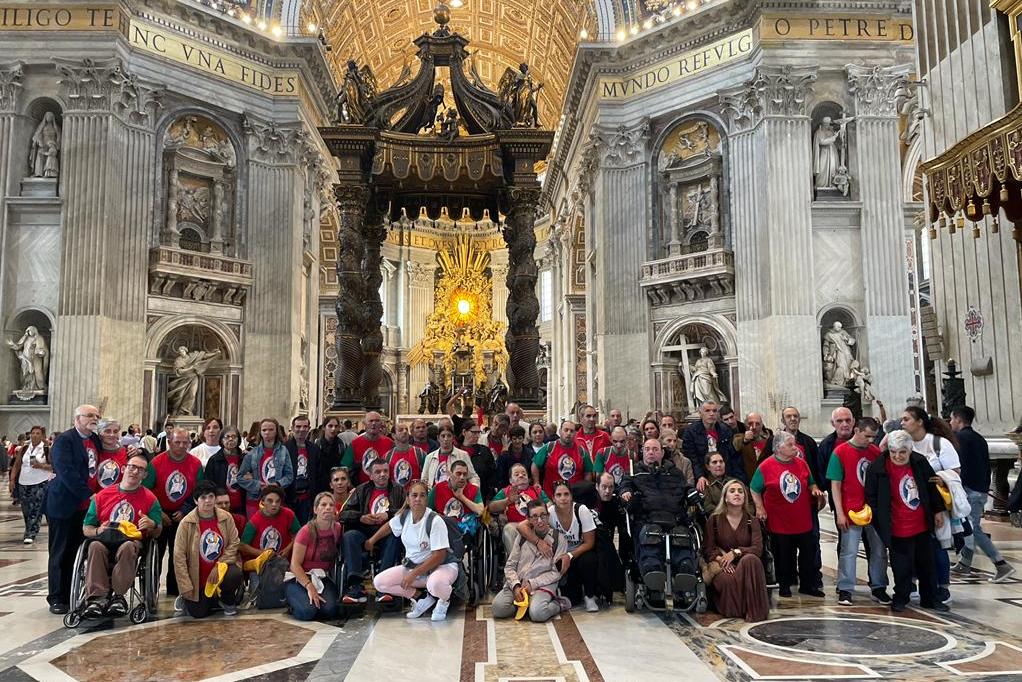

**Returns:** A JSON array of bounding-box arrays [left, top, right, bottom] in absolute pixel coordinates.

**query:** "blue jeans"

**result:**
[[961, 488, 1004, 565], [285, 578, 340, 621], [837, 524, 888, 592], [932, 534, 950, 586], [341, 529, 400, 590]]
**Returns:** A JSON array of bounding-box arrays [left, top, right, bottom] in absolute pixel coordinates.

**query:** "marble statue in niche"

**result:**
[[7, 326, 49, 395], [29, 112, 61, 179], [847, 360, 875, 402], [813, 114, 853, 193], [690, 347, 728, 404], [167, 346, 221, 416], [822, 321, 857, 388]]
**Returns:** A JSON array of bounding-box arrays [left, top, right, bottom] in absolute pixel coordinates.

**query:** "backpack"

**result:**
[[255, 555, 289, 609], [399, 509, 466, 561]]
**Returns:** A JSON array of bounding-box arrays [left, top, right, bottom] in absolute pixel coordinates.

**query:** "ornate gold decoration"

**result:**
[[408, 233, 507, 387]]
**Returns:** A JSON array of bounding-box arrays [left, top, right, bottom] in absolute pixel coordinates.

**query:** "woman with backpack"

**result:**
[[368, 480, 459, 621], [286, 492, 342, 621], [9, 426, 52, 544]]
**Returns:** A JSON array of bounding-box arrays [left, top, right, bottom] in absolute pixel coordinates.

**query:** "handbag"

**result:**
[[701, 557, 722, 586]]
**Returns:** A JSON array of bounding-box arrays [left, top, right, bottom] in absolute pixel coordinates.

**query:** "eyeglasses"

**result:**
[[528, 513, 550, 520]]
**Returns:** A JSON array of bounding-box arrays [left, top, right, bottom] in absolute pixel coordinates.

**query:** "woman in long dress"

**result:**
[[703, 479, 769, 622]]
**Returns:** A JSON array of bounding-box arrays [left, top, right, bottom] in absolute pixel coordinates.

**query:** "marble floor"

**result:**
[[1, 484, 1021, 681]]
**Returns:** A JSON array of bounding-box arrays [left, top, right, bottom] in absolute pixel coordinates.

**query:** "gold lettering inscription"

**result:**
[[0, 5, 119, 30], [760, 15, 913, 42]]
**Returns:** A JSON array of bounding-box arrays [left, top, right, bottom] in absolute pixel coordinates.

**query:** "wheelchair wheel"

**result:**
[[63, 541, 89, 628], [130, 605, 148, 624], [63, 611, 81, 628], [624, 572, 636, 613], [694, 582, 708, 614]]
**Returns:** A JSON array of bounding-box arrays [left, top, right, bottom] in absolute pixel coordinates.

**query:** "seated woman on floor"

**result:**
[[703, 479, 769, 622], [370, 479, 459, 621], [286, 492, 342, 621]]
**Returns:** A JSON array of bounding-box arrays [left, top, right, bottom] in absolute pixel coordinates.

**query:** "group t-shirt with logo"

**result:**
[[258, 446, 277, 485], [533, 441, 594, 498], [293, 444, 311, 498], [367, 487, 392, 518], [241, 507, 301, 551], [343, 434, 395, 485], [594, 447, 632, 486], [491, 484, 549, 522], [89, 447, 128, 493], [388, 445, 425, 490], [83, 484, 163, 528], [428, 481, 482, 523], [750, 455, 815, 535], [197, 515, 225, 585], [826, 441, 881, 515], [577, 429, 612, 459], [886, 458, 927, 538], [147, 452, 204, 514], [222, 451, 244, 511]]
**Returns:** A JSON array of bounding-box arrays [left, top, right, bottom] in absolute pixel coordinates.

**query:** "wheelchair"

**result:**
[[623, 507, 707, 615], [337, 536, 404, 613], [463, 517, 498, 606], [64, 537, 159, 628]]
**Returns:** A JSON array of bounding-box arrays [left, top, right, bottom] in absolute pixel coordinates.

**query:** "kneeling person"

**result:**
[[82, 453, 162, 618], [492, 500, 568, 623]]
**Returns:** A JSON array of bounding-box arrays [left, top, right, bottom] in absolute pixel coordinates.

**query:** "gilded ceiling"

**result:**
[[312, 0, 598, 127]]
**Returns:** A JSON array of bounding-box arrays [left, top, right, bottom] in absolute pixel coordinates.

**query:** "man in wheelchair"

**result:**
[[81, 452, 162, 618], [620, 439, 700, 605]]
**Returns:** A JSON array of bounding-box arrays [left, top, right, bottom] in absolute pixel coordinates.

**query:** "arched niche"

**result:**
[[653, 316, 737, 418], [654, 116, 725, 258], [22, 97, 63, 196], [818, 304, 865, 394], [810, 100, 853, 200], [161, 114, 238, 256], [3, 308, 52, 403]]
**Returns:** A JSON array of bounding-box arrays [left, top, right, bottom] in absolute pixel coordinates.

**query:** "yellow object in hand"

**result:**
[[118, 520, 143, 540], [848, 504, 873, 526], [936, 483, 952, 508], [204, 561, 229, 598], [243, 548, 274, 573], [513, 590, 529, 620]]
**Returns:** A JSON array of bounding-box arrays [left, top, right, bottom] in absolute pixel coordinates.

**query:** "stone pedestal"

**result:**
[[20, 178, 57, 198]]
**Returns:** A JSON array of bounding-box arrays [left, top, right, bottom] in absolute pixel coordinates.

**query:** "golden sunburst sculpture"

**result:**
[[408, 233, 508, 388]]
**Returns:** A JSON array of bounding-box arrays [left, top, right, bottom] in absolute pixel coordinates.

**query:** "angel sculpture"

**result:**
[[420, 83, 445, 134], [498, 63, 543, 128], [439, 108, 460, 142], [335, 60, 377, 124]]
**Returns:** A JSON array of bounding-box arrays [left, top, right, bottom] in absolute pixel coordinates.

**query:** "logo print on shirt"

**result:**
[[110, 499, 135, 523], [261, 457, 276, 483], [706, 435, 718, 454], [371, 495, 390, 515], [260, 526, 282, 551], [166, 471, 188, 502], [444, 498, 464, 519], [88, 449, 98, 477], [608, 462, 624, 485], [780, 471, 802, 503], [362, 447, 379, 474], [515, 495, 530, 517], [900, 474, 920, 510], [856, 458, 870, 486], [437, 461, 449, 483], [557, 454, 577, 481], [394, 459, 412, 486], [296, 454, 308, 478], [227, 463, 239, 489], [97, 460, 121, 489], [200, 529, 224, 562]]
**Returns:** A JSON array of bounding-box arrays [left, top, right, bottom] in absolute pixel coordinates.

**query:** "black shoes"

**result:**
[[48, 603, 69, 615], [798, 587, 826, 598]]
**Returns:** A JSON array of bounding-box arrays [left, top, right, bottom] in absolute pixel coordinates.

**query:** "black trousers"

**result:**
[[183, 564, 244, 618], [156, 519, 180, 596], [562, 549, 598, 602], [771, 531, 819, 590], [890, 532, 937, 608], [46, 510, 86, 606]]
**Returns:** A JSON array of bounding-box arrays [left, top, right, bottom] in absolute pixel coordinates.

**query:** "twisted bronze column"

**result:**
[[332, 184, 369, 409], [503, 185, 544, 408], [360, 207, 387, 411]]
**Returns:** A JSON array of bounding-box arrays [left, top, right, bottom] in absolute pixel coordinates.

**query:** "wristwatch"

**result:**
[[733, 548, 742, 558], [567, 551, 575, 560]]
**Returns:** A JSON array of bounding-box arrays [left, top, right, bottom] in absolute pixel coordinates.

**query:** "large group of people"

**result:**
[[19, 395, 1016, 626]]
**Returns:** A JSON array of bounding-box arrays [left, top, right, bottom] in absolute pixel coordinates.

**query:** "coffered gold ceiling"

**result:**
[[313, 0, 597, 127]]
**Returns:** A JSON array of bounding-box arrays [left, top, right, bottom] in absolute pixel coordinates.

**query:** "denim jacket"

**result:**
[[238, 441, 294, 498]]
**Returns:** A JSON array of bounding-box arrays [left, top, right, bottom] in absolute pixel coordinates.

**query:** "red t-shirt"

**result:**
[[367, 487, 392, 517], [431, 481, 480, 523], [223, 452, 243, 511], [353, 435, 395, 485], [244, 507, 298, 551], [487, 436, 505, 457], [498, 484, 543, 523], [596, 446, 632, 486], [578, 429, 612, 457], [294, 446, 311, 500], [295, 522, 341, 572], [541, 441, 590, 498], [150, 452, 203, 513], [197, 516, 225, 586], [832, 441, 881, 513], [90, 447, 128, 493], [752, 440, 767, 457], [93, 485, 160, 525], [388, 446, 423, 490], [752, 456, 814, 535], [886, 459, 927, 538], [231, 512, 247, 538], [706, 429, 720, 454], [258, 447, 276, 485], [81, 439, 100, 510]]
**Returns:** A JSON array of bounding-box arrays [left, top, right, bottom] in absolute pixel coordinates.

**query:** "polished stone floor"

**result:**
[[0, 481, 1021, 681]]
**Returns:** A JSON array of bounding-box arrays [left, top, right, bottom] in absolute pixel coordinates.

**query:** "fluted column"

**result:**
[[490, 250, 509, 326], [0, 63, 24, 319], [847, 63, 915, 405], [49, 58, 163, 426], [503, 185, 543, 407], [405, 260, 435, 403], [590, 120, 651, 414], [721, 66, 819, 417]]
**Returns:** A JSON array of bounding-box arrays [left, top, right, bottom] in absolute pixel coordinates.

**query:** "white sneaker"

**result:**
[[584, 596, 599, 613], [173, 595, 185, 616], [22, 538, 32, 545], [220, 601, 238, 616], [406, 594, 437, 619], [430, 598, 450, 621]]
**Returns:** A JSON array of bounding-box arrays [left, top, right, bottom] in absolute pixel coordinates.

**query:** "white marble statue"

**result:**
[[847, 361, 875, 402], [813, 117, 840, 189], [167, 346, 221, 416], [29, 112, 61, 179], [7, 326, 49, 393], [822, 321, 856, 387], [690, 347, 728, 404]]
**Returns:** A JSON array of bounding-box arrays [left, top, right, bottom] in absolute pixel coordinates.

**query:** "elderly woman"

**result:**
[[205, 426, 245, 514], [173, 480, 244, 618], [704, 479, 769, 622], [369, 480, 458, 621], [286, 492, 342, 621], [9, 426, 51, 544], [865, 429, 949, 613], [91, 418, 129, 492], [750, 431, 826, 598]]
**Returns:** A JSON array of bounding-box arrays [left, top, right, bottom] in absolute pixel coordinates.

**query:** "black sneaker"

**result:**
[[106, 595, 128, 618], [891, 601, 907, 613], [871, 589, 893, 605], [923, 602, 951, 613], [48, 603, 69, 615], [936, 586, 952, 605], [837, 591, 853, 606], [798, 587, 826, 598], [778, 585, 792, 598], [83, 599, 104, 619]]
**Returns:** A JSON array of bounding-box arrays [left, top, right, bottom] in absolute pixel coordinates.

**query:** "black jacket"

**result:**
[[864, 451, 946, 547], [954, 426, 990, 492], [495, 447, 532, 490], [315, 435, 342, 494], [620, 458, 693, 526], [467, 443, 497, 502], [681, 420, 745, 483], [285, 438, 321, 503], [339, 480, 406, 536], [761, 430, 824, 488]]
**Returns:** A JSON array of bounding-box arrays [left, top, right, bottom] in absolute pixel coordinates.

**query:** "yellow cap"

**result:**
[[513, 590, 529, 620], [204, 561, 229, 598], [118, 520, 143, 541], [243, 548, 274, 573], [848, 504, 873, 526]]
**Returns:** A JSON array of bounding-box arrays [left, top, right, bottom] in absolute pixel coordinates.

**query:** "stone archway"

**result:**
[[653, 316, 737, 417]]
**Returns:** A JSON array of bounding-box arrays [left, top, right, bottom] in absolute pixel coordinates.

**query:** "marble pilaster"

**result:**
[[847, 63, 916, 406], [490, 250, 509, 326], [404, 259, 435, 403]]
